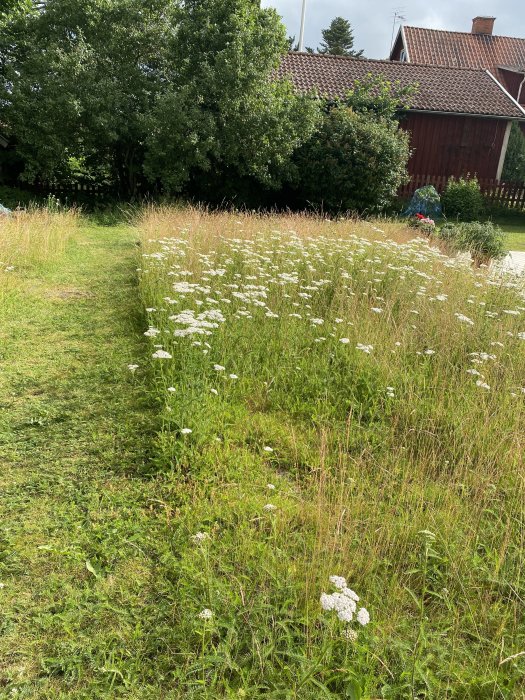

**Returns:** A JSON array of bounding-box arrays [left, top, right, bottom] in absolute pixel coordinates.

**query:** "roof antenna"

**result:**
[[298, 0, 307, 52], [390, 9, 406, 53]]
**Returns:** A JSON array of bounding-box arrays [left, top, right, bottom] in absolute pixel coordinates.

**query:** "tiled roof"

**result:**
[[279, 53, 525, 119], [400, 26, 525, 86]]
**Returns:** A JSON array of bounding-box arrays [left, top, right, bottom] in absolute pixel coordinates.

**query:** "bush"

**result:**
[[291, 107, 410, 213], [441, 176, 484, 221], [438, 220, 506, 265]]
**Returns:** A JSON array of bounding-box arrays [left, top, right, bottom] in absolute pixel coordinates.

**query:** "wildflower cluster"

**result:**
[[320, 575, 370, 627]]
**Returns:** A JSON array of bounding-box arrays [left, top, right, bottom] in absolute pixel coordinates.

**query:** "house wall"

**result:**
[[390, 35, 404, 61], [400, 112, 509, 179]]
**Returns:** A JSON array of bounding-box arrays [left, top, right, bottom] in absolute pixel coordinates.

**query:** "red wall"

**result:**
[[400, 112, 508, 179]]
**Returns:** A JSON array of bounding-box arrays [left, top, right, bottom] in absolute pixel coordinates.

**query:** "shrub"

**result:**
[[441, 176, 484, 221], [438, 220, 506, 265], [291, 107, 410, 213]]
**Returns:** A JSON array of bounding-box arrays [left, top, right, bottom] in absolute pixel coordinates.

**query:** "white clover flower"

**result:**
[[191, 532, 209, 544], [198, 608, 213, 621], [152, 350, 172, 359], [357, 608, 370, 626], [263, 503, 277, 512], [214, 364, 225, 371], [329, 575, 347, 590]]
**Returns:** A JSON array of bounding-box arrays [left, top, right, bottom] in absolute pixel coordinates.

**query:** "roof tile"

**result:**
[[279, 53, 525, 119]]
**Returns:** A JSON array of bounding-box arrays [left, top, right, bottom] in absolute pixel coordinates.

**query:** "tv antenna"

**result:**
[[390, 9, 407, 53]]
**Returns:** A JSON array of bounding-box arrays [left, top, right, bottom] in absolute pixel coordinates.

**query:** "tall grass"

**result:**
[[137, 207, 525, 698], [0, 209, 77, 292]]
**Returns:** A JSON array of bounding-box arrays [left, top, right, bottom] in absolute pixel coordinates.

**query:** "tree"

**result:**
[[318, 17, 363, 57], [502, 123, 525, 182], [290, 77, 413, 212], [1, 0, 179, 196], [144, 0, 319, 193]]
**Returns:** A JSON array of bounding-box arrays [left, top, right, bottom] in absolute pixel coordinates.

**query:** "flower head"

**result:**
[[198, 608, 213, 621]]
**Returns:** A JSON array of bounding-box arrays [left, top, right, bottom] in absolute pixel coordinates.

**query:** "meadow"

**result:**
[[0, 207, 524, 699]]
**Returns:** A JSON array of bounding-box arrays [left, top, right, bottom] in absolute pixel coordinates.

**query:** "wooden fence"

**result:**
[[399, 174, 525, 210]]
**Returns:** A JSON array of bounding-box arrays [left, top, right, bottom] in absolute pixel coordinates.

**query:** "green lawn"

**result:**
[[491, 216, 525, 251]]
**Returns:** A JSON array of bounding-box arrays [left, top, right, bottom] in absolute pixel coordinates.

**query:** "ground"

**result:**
[[492, 215, 525, 251], [0, 222, 170, 697]]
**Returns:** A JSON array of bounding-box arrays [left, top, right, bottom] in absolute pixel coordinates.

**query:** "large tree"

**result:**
[[144, 0, 318, 193], [0, 0, 179, 196], [502, 123, 525, 182], [318, 17, 363, 57]]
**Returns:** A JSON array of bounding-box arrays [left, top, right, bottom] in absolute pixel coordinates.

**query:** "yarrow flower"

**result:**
[[263, 503, 277, 512], [152, 349, 172, 359], [180, 428, 192, 434], [198, 608, 213, 621], [127, 364, 139, 372], [191, 532, 209, 544], [356, 343, 373, 354], [321, 576, 369, 626]]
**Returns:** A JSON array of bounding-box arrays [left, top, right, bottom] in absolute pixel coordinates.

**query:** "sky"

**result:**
[[261, 0, 525, 59]]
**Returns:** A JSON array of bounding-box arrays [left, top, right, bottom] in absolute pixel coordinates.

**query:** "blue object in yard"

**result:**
[[404, 185, 442, 219], [0, 203, 12, 216]]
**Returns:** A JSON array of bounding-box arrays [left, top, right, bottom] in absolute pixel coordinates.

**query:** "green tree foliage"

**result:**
[[292, 107, 410, 213], [502, 123, 525, 183], [290, 77, 413, 213], [318, 17, 363, 57], [144, 0, 318, 193], [441, 176, 484, 221], [1, 0, 179, 195]]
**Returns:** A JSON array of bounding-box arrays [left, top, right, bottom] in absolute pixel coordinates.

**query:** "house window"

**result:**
[[399, 49, 407, 62]]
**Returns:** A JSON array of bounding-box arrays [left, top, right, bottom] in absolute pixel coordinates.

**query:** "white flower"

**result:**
[[337, 607, 354, 622], [343, 628, 358, 641], [198, 608, 213, 621], [263, 503, 277, 512], [476, 380, 490, 390], [127, 364, 139, 372], [371, 307, 383, 314], [191, 532, 209, 544], [466, 369, 481, 376], [455, 313, 474, 326], [229, 373, 238, 379], [144, 327, 161, 337], [167, 386, 177, 392], [356, 608, 370, 626], [424, 349, 435, 355], [214, 364, 225, 371], [267, 483, 276, 490], [356, 343, 373, 354], [145, 307, 156, 312], [339, 338, 350, 344], [341, 587, 359, 602], [320, 593, 335, 611], [263, 446, 274, 453], [210, 388, 218, 395], [329, 575, 347, 590], [181, 428, 192, 434], [152, 350, 172, 359]]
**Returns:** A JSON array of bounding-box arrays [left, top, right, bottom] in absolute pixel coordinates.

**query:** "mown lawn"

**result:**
[[491, 215, 525, 251], [1, 211, 524, 699]]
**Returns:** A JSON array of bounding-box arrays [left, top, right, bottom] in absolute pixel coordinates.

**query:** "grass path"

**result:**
[[0, 223, 172, 698]]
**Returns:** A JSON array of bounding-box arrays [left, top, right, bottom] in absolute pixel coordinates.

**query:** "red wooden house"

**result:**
[[280, 52, 525, 187]]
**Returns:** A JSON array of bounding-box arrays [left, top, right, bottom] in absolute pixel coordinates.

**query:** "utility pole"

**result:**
[[298, 0, 307, 52]]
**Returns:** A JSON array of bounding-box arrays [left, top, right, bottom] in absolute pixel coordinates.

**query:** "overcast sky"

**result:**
[[261, 1, 525, 59]]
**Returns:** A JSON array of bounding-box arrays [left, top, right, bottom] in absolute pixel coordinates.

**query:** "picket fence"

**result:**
[[399, 174, 525, 210]]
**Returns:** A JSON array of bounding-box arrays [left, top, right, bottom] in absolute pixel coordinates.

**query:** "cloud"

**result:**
[[262, 0, 525, 58]]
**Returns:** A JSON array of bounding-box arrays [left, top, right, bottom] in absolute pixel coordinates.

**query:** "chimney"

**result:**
[[471, 16, 495, 35]]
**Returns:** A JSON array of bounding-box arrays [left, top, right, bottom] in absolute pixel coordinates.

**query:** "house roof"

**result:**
[[279, 53, 525, 120], [397, 26, 525, 87]]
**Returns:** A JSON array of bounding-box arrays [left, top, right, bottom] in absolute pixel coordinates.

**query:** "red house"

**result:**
[[280, 52, 525, 186]]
